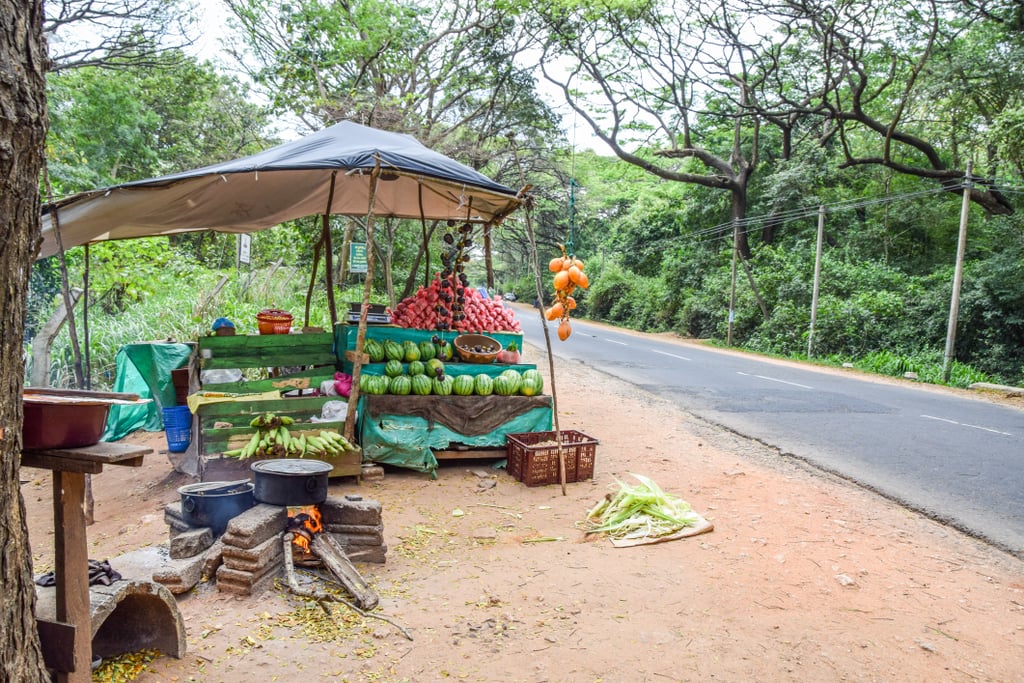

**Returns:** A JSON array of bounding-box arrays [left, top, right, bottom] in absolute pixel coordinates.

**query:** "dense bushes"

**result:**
[[575, 240, 1023, 388]]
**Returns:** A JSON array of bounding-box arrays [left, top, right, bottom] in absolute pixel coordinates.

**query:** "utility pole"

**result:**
[[943, 161, 973, 383], [808, 205, 825, 358], [727, 218, 738, 346]]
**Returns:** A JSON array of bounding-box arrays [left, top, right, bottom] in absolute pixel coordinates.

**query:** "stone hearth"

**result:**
[[155, 494, 386, 596]]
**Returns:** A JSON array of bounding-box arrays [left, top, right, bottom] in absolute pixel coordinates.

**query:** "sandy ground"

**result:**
[[19, 339, 1024, 683]]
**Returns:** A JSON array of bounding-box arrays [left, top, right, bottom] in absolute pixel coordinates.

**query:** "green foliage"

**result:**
[[853, 349, 992, 390], [46, 54, 271, 194]]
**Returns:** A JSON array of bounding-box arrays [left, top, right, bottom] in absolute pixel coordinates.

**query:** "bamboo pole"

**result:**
[[509, 135, 566, 495], [343, 161, 382, 442], [323, 172, 339, 327]]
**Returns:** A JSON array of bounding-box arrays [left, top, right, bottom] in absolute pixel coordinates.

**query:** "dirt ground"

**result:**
[[20, 337, 1024, 683]]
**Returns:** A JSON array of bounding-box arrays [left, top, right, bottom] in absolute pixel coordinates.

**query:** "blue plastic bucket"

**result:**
[[162, 405, 192, 453]]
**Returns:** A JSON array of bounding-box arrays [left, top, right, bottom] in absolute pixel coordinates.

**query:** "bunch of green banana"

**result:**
[[223, 413, 356, 459]]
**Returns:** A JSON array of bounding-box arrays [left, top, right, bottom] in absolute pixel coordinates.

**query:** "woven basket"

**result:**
[[256, 309, 293, 335], [453, 334, 501, 363]]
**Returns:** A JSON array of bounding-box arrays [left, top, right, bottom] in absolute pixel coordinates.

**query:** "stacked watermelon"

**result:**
[[359, 363, 544, 397], [388, 276, 522, 333]]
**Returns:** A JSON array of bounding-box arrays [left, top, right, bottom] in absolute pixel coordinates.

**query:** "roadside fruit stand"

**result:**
[[334, 319, 553, 475]]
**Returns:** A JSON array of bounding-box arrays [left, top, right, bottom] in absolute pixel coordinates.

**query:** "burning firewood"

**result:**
[[280, 532, 411, 640]]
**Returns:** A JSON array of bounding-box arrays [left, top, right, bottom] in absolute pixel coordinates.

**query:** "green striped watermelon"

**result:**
[[389, 374, 412, 395], [411, 374, 433, 395], [364, 374, 389, 395], [408, 360, 425, 376], [365, 339, 385, 362], [384, 359, 404, 377], [474, 374, 494, 396], [519, 373, 543, 396], [452, 375, 475, 396], [499, 369, 522, 394], [418, 340, 436, 361], [403, 340, 421, 362], [384, 340, 404, 361], [425, 358, 445, 378], [432, 375, 454, 395], [492, 375, 515, 396]]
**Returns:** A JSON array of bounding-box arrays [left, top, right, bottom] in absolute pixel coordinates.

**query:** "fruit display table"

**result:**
[[20, 441, 182, 682], [333, 323, 552, 475], [358, 394, 553, 474]]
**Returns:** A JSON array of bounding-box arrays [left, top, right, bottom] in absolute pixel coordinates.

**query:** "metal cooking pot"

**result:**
[[251, 459, 332, 506], [178, 480, 255, 535]]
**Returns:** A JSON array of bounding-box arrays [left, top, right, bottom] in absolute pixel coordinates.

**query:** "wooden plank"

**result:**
[[434, 448, 506, 460], [22, 441, 151, 464], [21, 453, 145, 473], [202, 449, 361, 480], [37, 618, 77, 674], [53, 471, 92, 683], [202, 369, 337, 394], [198, 332, 335, 370], [200, 421, 349, 454], [201, 350, 338, 370], [196, 395, 339, 420]]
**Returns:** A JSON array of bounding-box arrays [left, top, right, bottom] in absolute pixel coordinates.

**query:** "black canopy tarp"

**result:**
[[38, 120, 521, 258]]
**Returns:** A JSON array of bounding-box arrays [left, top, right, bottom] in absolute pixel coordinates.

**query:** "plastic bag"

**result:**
[[311, 400, 350, 423], [333, 372, 353, 397]]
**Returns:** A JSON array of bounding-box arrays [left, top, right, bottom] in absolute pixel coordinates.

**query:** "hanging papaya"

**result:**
[[549, 257, 564, 273], [558, 319, 572, 341], [553, 270, 570, 291]]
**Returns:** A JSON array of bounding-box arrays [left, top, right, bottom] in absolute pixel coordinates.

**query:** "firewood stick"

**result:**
[[310, 532, 379, 610], [282, 533, 332, 614]]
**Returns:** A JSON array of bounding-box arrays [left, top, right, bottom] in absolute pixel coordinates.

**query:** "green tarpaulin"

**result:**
[[102, 342, 194, 442], [358, 395, 553, 476]]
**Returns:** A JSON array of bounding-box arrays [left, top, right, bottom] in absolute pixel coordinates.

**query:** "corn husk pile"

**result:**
[[582, 474, 707, 544]]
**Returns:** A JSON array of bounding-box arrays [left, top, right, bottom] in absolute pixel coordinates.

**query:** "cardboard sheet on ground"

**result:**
[[609, 513, 714, 548]]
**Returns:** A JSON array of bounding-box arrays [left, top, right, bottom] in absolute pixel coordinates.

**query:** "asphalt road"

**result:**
[[513, 306, 1024, 557]]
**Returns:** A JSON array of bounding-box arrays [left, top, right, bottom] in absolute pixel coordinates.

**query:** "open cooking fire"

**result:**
[[286, 505, 323, 553]]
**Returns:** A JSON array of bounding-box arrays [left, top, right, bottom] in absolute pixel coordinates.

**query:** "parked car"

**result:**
[[502, 292, 517, 301]]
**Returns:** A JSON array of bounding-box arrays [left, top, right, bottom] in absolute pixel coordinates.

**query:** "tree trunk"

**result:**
[[1, 0, 51, 678], [731, 188, 752, 260]]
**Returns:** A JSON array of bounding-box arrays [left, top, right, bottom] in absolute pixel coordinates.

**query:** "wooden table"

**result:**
[[21, 441, 151, 682]]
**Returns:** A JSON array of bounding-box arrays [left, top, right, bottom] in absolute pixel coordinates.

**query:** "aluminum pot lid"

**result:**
[[251, 459, 332, 476], [178, 480, 253, 496]]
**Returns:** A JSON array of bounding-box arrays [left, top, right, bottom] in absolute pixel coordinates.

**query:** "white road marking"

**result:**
[[921, 414, 1013, 436], [737, 371, 812, 389], [605, 338, 629, 346], [651, 349, 691, 361]]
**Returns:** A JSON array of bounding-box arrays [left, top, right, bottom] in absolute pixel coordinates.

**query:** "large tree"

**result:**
[[44, 0, 195, 72], [1, 0, 51, 678], [536, 0, 771, 258]]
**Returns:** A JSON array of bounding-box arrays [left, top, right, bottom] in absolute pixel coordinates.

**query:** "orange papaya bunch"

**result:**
[[545, 244, 589, 340]]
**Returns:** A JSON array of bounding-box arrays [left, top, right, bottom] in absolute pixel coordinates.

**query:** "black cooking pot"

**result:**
[[251, 459, 332, 506], [178, 480, 255, 535]]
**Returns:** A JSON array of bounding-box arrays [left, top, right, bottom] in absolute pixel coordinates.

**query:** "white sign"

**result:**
[[238, 234, 251, 265]]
